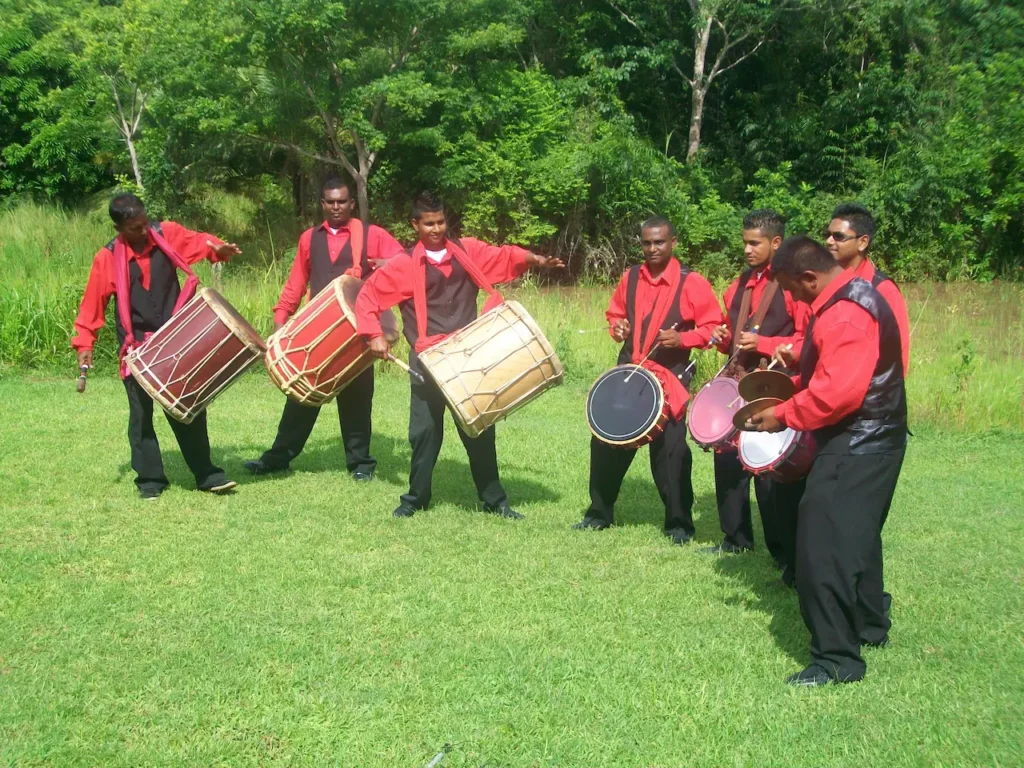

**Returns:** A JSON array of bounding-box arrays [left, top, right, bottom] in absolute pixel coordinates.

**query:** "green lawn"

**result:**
[[1, 373, 1022, 767]]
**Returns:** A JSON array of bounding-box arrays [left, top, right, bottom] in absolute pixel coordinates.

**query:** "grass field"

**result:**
[[1, 372, 1023, 766]]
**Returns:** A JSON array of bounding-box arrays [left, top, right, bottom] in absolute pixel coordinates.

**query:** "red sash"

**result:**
[[112, 226, 200, 378], [341, 219, 366, 279], [412, 239, 504, 354]]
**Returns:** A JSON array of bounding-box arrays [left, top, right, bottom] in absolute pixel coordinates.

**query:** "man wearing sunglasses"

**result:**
[[824, 203, 910, 375]]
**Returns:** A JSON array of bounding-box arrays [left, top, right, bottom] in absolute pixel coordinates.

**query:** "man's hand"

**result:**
[[748, 406, 784, 433], [773, 343, 798, 369], [736, 331, 760, 352], [526, 253, 566, 270], [656, 328, 683, 349], [368, 335, 391, 360], [76, 349, 93, 370], [711, 324, 729, 345], [611, 319, 631, 342], [208, 240, 242, 259], [368, 258, 390, 271]]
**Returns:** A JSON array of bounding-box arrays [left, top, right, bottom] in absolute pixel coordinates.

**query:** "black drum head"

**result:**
[[587, 366, 663, 444]]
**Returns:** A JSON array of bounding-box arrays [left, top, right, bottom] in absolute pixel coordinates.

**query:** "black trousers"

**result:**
[[401, 371, 507, 510], [258, 366, 376, 474], [123, 376, 226, 493], [795, 448, 906, 681], [587, 417, 695, 534], [713, 449, 783, 558]]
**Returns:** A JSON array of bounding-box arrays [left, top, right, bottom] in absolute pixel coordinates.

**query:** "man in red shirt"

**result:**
[[748, 236, 908, 686], [356, 192, 564, 519], [71, 194, 242, 499], [825, 203, 911, 375], [575, 216, 722, 544], [702, 210, 810, 571], [243, 178, 404, 480]]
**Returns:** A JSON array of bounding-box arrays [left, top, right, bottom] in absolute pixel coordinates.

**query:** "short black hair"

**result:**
[[109, 193, 146, 226], [771, 236, 837, 277], [640, 215, 675, 238], [411, 191, 445, 220], [321, 176, 353, 197], [742, 208, 785, 239], [831, 202, 875, 240]]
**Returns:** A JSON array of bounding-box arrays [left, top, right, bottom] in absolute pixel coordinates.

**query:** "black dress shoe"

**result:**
[[393, 504, 416, 518], [862, 636, 889, 649], [786, 665, 836, 687], [199, 480, 237, 494], [666, 529, 692, 546], [484, 501, 524, 520], [139, 488, 163, 500], [781, 565, 796, 587], [351, 471, 374, 482], [699, 542, 750, 555], [572, 517, 610, 531], [244, 459, 287, 475]]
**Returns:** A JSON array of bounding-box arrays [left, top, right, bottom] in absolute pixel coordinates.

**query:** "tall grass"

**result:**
[[2, 203, 1021, 431]]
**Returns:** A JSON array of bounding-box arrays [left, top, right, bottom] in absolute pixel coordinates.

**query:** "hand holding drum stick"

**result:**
[[624, 323, 679, 382], [75, 349, 93, 393], [386, 353, 426, 386], [76, 365, 90, 393]]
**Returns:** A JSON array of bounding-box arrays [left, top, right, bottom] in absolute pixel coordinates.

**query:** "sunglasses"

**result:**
[[822, 230, 858, 243]]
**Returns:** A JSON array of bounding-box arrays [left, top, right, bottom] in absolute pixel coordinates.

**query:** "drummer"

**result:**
[[574, 216, 721, 544], [702, 209, 810, 574], [244, 177, 405, 480], [825, 203, 910, 374], [355, 191, 564, 519], [71, 193, 242, 499], [747, 235, 908, 686]]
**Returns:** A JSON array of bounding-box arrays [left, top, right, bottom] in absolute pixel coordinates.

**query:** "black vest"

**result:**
[[309, 224, 371, 298], [107, 222, 181, 346], [799, 277, 908, 455], [726, 268, 795, 373], [399, 243, 480, 348], [617, 264, 696, 387]]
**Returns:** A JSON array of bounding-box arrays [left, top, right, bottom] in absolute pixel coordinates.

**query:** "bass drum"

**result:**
[[586, 365, 668, 450], [738, 428, 817, 483]]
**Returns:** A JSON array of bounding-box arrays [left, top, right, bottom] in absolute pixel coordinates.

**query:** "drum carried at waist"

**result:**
[[126, 287, 266, 424], [732, 368, 816, 483], [687, 376, 744, 451], [265, 275, 399, 407], [586, 365, 669, 450], [417, 301, 563, 439]]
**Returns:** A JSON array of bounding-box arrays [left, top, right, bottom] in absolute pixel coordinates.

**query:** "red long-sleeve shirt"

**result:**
[[355, 238, 531, 338], [605, 262, 722, 349], [71, 221, 227, 351], [852, 258, 911, 375], [716, 264, 811, 356], [272, 221, 405, 324], [774, 270, 879, 432]]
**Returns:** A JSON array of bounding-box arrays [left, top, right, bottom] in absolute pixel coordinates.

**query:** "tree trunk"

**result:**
[[686, 16, 713, 164], [355, 173, 370, 227], [126, 136, 145, 192]]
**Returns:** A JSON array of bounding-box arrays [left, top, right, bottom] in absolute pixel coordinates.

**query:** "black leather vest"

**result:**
[[309, 223, 370, 298], [109, 222, 181, 346], [617, 264, 696, 387], [799, 277, 908, 454]]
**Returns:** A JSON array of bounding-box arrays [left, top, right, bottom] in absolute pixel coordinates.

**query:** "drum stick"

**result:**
[[624, 323, 679, 383], [76, 365, 90, 393], [386, 353, 426, 386], [765, 343, 794, 372], [711, 324, 761, 380]]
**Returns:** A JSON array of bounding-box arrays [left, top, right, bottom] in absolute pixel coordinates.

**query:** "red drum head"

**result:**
[[687, 377, 742, 448]]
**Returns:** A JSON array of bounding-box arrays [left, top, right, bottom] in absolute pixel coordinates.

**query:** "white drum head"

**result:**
[[739, 428, 797, 469]]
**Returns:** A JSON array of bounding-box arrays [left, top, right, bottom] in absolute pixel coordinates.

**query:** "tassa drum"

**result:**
[[738, 428, 817, 483], [687, 377, 744, 451], [265, 275, 399, 407], [126, 288, 266, 424], [586, 365, 668, 449], [417, 301, 563, 438]]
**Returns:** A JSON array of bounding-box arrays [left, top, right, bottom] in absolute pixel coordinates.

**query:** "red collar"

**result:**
[[117, 233, 155, 261], [318, 220, 351, 234], [640, 258, 680, 286], [851, 258, 876, 280], [811, 268, 858, 316]]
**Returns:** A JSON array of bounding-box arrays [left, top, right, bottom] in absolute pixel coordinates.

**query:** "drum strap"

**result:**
[[112, 225, 200, 379], [411, 238, 504, 353], [732, 274, 780, 353]]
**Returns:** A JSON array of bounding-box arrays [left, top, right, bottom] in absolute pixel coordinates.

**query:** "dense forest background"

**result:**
[[2, 0, 1022, 281]]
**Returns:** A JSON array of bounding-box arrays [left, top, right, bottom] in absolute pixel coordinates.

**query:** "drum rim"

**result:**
[[586, 365, 665, 445], [332, 275, 400, 344], [200, 287, 268, 353], [687, 376, 741, 444], [738, 427, 797, 469]]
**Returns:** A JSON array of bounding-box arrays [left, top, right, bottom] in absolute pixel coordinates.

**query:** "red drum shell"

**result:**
[[687, 376, 743, 451], [265, 276, 398, 407], [738, 428, 817, 483], [126, 288, 266, 424]]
